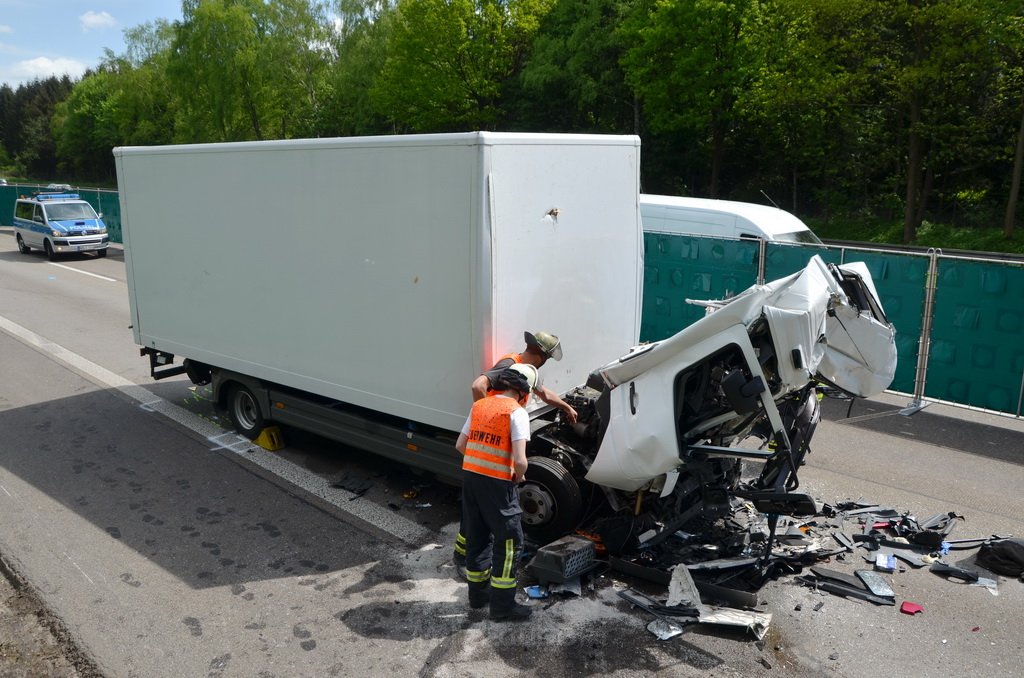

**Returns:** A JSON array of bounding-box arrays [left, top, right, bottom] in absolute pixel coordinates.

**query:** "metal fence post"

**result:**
[[900, 248, 940, 416], [756, 238, 766, 285], [1017, 367, 1024, 418]]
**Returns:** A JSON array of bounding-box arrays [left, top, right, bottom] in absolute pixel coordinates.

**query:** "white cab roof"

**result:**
[[640, 193, 813, 239]]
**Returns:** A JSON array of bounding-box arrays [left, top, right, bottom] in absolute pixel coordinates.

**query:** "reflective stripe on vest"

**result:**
[[462, 396, 520, 481]]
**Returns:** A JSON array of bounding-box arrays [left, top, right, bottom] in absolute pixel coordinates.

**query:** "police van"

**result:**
[[13, 192, 109, 259]]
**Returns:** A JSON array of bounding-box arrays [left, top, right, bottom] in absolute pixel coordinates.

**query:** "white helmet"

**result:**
[[508, 363, 539, 392]]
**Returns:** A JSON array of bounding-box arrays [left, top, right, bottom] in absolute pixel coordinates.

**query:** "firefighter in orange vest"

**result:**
[[455, 363, 538, 621], [470, 331, 578, 424], [455, 331, 577, 573]]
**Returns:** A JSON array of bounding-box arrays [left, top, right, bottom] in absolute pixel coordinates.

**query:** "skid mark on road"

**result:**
[[0, 313, 432, 547]]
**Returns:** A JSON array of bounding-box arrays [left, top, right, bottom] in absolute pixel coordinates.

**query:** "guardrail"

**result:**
[[641, 233, 1024, 418]]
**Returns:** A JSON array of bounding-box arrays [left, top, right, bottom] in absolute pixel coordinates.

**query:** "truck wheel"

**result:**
[[44, 240, 57, 261], [227, 384, 264, 439], [16, 235, 30, 254], [519, 457, 583, 544]]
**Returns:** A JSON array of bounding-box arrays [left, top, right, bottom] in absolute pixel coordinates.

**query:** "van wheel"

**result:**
[[96, 249, 108, 258], [519, 457, 583, 544], [227, 384, 264, 439], [44, 240, 57, 261], [16, 235, 30, 254]]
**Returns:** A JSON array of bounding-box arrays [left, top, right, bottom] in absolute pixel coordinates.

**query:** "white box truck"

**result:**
[[116, 133, 896, 548], [114, 132, 642, 482]]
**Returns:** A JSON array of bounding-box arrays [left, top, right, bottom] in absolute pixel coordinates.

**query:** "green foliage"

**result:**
[[5, 0, 1024, 253], [371, 0, 554, 131], [320, 2, 396, 136], [813, 216, 1024, 255], [168, 0, 330, 141], [513, 0, 634, 133]]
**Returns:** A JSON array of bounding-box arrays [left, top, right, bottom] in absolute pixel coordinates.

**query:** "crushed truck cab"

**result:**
[[519, 255, 896, 546]]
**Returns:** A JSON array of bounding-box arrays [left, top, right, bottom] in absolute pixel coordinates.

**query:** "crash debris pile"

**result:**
[[793, 500, 1005, 607], [522, 498, 1018, 641]]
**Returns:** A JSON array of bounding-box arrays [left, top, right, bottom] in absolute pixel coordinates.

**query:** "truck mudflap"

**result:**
[[141, 347, 188, 380], [141, 348, 212, 384]]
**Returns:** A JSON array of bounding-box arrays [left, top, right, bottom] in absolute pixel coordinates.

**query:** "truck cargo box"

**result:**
[[114, 132, 642, 432]]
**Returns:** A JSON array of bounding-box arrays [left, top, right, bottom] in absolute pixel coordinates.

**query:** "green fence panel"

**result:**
[[640, 233, 760, 342], [75, 188, 122, 243], [925, 258, 1024, 415], [0, 184, 22, 227], [0, 184, 121, 243], [763, 242, 841, 280], [839, 249, 930, 394]]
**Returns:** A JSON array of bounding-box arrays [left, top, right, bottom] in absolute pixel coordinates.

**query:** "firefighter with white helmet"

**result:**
[[456, 331, 578, 575], [455, 363, 539, 621]]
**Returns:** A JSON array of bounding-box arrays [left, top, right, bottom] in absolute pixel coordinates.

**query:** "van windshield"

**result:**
[[777, 230, 823, 245], [44, 202, 98, 221]]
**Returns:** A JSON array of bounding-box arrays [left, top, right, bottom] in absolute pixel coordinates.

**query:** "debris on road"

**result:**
[[900, 601, 924, 615], [330, 470, 374, 496], [516, 493, 1018, 643]]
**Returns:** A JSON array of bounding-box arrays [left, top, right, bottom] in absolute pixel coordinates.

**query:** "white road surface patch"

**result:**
[[0, 313, 433, 546]]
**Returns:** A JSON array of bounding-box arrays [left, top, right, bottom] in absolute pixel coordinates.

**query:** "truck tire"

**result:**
[[16, 235, 30, 254], [227, 384, 264, 439], [519, 456, 583, 544]]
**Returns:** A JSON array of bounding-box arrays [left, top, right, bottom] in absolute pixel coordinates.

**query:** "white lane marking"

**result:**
[[63, 552, 96, 585], [0, 485, 12, 497], [0, 313, 433, 546], [47, 262, 117, 282]]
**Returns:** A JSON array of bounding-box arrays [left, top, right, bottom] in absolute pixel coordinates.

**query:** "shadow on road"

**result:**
[[0, 385, 384, 590], [820, 394, 1024, 466]]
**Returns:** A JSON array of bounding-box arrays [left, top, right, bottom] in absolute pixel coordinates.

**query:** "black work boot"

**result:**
[[468, 581, 490, 609], [489, 586, 532, 622]]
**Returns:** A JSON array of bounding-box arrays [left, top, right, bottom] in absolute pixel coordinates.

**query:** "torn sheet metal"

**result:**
[[666, 563, 703, 609], [647, 618, 688, 640], [698, 607, 772, 640], [971, 577, 999, 595]]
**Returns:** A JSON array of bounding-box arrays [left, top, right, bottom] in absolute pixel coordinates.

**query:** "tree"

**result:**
[[3, 77, 76, 178], [168, 0, 330, 142], [620, 0, 755, 197], [513, 0, 635, 134], [52, 71, 120, 180], [1001, 13, 1024, 239], [320, 0, 397, 136], [371, 0, 554, 131]]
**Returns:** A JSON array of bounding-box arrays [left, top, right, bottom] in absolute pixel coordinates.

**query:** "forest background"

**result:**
[[2, 0, 1024, 252]]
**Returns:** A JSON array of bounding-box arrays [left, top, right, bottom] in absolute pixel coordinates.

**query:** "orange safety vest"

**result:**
[[486, 353, 526, 397], [462, 396, 520, 481]]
